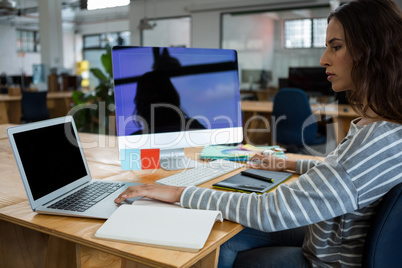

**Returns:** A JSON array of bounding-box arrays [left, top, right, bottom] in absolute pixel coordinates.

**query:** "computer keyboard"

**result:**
[[48, 182, 124, 212], [155, 159, 244, 187]]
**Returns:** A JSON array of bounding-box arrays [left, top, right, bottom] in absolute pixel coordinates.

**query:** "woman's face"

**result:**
[[320, 18, 355, 92]]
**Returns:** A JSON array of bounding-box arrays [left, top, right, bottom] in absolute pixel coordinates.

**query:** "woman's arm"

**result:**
[[181, 161, 358, 232], [114, 156, 315, 204], [115, 160, 358, 233], [248, 154, 324, 175], [247, 154, 297, 171]]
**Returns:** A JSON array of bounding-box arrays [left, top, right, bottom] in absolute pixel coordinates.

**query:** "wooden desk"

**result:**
[[0, 125, 322, 268], [0, 133, 237, 268], [240, 87, 278, 101], [241, 100, 359, 145], [0, 91, 73, 124]]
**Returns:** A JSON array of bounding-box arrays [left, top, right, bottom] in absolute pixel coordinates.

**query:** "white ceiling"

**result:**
[[0, 0, 130, 27]]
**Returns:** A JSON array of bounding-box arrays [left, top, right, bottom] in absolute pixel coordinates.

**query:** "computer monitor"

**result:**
[[10, 75, 22, 86], [0, 72, 6, 85], [241, 69, 271, 89], [288, 67, 334, 97], [112, 46, 243, 170]]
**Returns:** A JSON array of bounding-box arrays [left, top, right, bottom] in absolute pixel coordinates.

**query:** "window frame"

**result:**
[[284, 17, 327, 49], [82, 31, 130, 89], [83, 31, 130, 50], [16, 29, 40, 53]]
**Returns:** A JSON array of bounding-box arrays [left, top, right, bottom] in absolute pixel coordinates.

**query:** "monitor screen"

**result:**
[[10, 75, 22, 86], [288, 67, 334, 97], [112, 46, 243, 169]]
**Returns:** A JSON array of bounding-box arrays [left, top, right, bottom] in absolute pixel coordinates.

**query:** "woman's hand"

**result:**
[[247, 154, 297, 171], [114, 184, 186, 204]]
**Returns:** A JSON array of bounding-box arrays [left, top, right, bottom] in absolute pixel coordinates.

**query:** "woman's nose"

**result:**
[[320, 50, 330, 67]]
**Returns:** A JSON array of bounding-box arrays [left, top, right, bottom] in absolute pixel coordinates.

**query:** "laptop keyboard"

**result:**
[[48, 182, 124, 212]]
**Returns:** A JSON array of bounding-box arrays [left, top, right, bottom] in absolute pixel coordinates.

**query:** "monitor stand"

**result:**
[[160, 148, 198, 171]]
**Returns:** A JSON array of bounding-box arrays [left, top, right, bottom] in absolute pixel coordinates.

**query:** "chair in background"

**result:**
[[271, 88, 331, 155], [362, 183, 402, 268], [21, 91, 50, 123]]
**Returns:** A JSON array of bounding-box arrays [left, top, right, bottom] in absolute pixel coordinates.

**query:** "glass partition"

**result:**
[[222, 7, 331, 96]]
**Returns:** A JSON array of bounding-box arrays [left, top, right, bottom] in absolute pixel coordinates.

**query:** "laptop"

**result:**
[[7, 116, 141, 219]]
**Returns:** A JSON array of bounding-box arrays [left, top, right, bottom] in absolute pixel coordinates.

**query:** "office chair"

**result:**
[[232, 183, 402, 267], [362, 182, 402, 268], [21, 91, 50, 123], [271, 88, 327, 154]]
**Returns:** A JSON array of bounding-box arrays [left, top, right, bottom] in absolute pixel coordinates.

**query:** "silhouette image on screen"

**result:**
[[113, 46, 240, 136], [112, 46, 242, 170], [131, 70, 205, 135]]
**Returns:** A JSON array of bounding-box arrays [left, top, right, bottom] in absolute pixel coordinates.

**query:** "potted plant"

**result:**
[[71, 45, 115, 134]]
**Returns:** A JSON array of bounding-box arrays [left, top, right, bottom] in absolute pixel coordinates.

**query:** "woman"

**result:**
[[115, 0, 402, 266]]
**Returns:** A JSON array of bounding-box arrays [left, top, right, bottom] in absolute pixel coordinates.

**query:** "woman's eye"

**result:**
[[333, 46, 341, 51]]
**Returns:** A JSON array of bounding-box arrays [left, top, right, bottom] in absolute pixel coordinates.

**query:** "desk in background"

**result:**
[[241, 100, 358, 145], [240, 87, 278, 101], [0, 91, 73, 124], [0, 126, 323, 268]]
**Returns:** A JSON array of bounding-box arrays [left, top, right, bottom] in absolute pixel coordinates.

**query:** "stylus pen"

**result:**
[[240, 171, 274, 183]]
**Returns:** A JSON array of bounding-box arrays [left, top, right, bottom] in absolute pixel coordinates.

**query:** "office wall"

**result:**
[[63, 31, 78, 73], [0, 24, 78, 77], [128, 0, 234, 48], [191, 11, 221, 49], [142, 17, 191, 47], [77, 19, 129, 36], [5, 0, 401, 80], [272, 12, 327, 86], [129, 0, 189, 46], [222, 14, 275, 85], [0, 25, 40, 76], [127, 0, 339, 86], [129, 0, 342, 48]]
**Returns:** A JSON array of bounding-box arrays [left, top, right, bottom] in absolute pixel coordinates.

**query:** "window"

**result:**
[[83, 35, 101, 48], [221, 7, 330, 89], [313, 18, 327, 48], [83, 31, 130, 88], [83, 31, 130, 49], [16, 29, 40, 52], [284, 18, 327, 48]]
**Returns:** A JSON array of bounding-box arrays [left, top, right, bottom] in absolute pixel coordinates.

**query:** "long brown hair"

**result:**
[[328, 0, 402, 124]]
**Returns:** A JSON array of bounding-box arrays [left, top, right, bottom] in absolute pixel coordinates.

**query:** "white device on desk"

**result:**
[[7, 116, 141, 219], [112, 46, 243, 170], [156, 159, 244, 187]]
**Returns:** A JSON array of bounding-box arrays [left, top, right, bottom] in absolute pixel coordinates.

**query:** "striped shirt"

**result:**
[[180, 119, 402, 267]]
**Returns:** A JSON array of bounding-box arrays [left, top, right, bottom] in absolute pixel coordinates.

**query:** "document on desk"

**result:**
[[94, 199, 223, 252]]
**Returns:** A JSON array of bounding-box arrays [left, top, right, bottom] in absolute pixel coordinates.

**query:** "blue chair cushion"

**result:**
[[21, 91, 50, 122], [362, 183, 402, 268], [273, 88, 325, 146]]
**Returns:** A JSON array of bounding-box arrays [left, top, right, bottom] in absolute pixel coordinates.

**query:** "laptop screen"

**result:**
[[12, 121, 88, 200]]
